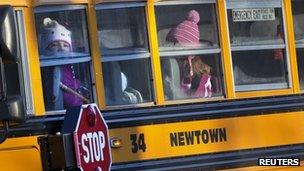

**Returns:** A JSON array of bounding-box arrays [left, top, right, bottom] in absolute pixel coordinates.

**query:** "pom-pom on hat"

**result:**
[[40, 18, 72, 51], [166, 10, 200, 46], [186, 9, 200, 24]]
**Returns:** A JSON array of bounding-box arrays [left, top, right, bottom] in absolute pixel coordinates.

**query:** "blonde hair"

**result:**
[[191, 57, 211, 75]]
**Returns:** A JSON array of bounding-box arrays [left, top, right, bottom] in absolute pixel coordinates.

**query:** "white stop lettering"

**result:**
[[81, 131, 105, 163]]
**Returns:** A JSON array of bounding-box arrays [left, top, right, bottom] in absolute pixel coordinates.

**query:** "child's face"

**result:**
[[47, 41, 70, 53]]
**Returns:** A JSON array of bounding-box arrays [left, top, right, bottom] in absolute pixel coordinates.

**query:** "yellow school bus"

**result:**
[[1, 0, 304, 170]]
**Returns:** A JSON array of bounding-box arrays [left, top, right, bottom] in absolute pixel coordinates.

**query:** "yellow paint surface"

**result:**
[[23, 7, 45, 115], [33, 0, 88, 6], [283, 0, 300, 93], [87, 4, 106, 108], [146, 2, 165, 105], [94, 0, 144, 4], [217, 0, 235, 99], [0, 0, 28, 6], [109, 112, 304, 163], [0, 136, 42, 171]]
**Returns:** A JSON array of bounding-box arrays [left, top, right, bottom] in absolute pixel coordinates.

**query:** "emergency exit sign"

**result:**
[[232, 8, 275, 22]]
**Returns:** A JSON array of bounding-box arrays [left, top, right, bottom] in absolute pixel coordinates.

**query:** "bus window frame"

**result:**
[[292, 0, 304, 91], [34, 4, 95, 114], [227, 0, 293, 94], [155, 0, 225, 103], [95, 2, 150, 61], [15, 9, 34, 115], [95, 2, 155, 108]]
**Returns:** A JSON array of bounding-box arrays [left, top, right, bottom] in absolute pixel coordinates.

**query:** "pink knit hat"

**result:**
[[40, 18, 72, 51], [166, 10, 200, 46]]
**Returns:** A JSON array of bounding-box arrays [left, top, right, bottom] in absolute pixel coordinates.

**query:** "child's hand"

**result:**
[[77, 86, 90, 100]]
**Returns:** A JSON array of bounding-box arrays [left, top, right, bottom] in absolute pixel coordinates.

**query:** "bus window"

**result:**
[[292, 0, 304, 90], [3, 9, 31, 114], [35, 6, 93, 112], [227, 0, 289, 92], [96, 3, 153, 106], [155, 1, 224, 100]]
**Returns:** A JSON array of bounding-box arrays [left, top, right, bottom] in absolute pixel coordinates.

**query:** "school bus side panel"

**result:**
[[109, 111, 304, 163], [0, 136, 42, 171]]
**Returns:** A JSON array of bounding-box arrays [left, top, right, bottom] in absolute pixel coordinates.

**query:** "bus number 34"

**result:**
[[130, 133, 147, 153]]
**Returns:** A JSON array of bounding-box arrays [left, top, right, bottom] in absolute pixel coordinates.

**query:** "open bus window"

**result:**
[[35, 6, 93, 111], [227, 0, 289, 91], [292, 0, 304, 90], [155, 1, 224, 101], [96, 3, 153, 106]]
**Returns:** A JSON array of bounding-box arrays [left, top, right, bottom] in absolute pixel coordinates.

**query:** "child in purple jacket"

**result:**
[[41, 18, 88, 110]]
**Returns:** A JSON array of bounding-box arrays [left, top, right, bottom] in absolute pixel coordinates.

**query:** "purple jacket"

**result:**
[[61, 65, 82, 106]]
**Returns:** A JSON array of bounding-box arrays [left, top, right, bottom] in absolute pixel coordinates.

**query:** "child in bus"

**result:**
[[40, 18, 89, 110], [166, 10, 212, 98], [121, 72, 143, 104], [190, 57, 212, 97]]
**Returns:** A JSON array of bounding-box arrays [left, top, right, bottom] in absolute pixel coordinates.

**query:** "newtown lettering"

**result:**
[[170, 128, 227, 147]]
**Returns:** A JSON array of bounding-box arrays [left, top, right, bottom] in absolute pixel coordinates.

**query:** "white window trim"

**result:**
[[101, 53, 150, 62], [236, 82, 288, 92], [160, 48, 221, 57], [231, 44, 286, 51], [40, 56, 91, 67]]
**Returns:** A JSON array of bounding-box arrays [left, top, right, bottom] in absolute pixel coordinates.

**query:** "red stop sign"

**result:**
[[73, 104, 111, 171]]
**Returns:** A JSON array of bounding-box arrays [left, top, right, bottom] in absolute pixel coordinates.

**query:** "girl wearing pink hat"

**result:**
[[166, 10, 212, 98]]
